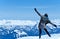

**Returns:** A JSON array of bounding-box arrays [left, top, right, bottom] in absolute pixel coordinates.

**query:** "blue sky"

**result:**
[[0, 0, 60, 20]]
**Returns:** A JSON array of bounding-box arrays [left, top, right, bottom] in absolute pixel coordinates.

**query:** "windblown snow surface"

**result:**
[[18, 34, 60, 39]]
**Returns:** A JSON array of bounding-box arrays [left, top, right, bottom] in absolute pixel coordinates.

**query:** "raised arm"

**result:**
[[34, 8, 42, 17]]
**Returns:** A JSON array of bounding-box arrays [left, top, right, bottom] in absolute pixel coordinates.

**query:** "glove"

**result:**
[[54, 24, 57, 28], [34, 8, 37, 11]]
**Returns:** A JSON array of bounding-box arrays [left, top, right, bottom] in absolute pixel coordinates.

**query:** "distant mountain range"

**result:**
[[0, 19, 60, 37]]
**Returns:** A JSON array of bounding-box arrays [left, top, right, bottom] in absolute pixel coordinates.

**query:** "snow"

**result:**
[[14, 29, 27, 36], [0, 19, 60, 39], [17, 33, 60, 39]]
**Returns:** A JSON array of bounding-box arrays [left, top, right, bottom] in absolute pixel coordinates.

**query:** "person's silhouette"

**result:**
[[34, 8, 57, 39]]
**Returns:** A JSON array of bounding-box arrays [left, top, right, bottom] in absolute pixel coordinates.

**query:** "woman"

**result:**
[[34, 8, 57, 39]]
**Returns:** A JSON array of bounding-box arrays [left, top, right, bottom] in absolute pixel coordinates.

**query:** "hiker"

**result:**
[[34, 8, 57, 39]]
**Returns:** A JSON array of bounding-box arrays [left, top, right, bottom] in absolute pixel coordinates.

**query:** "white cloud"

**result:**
[[0, 19, 60, 26], [0, 20, 37, 26]]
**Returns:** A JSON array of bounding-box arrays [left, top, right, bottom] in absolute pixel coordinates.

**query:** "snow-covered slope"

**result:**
[[18, 33, 60, 39]]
